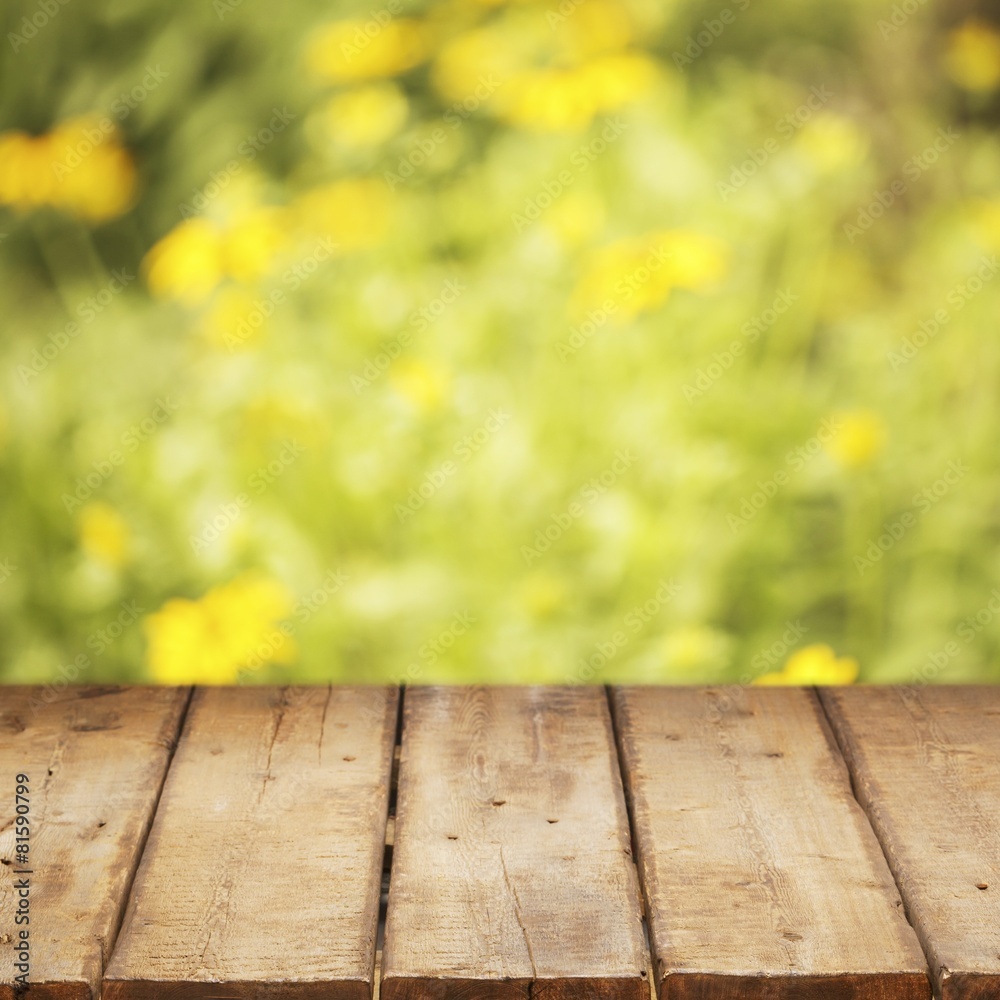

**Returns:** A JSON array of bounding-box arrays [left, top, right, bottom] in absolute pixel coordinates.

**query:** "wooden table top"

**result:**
[[0, 686, 997, 1000]]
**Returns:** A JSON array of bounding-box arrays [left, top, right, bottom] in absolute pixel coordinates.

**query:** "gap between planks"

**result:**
[[813, 688, 922, 929], [9, 685, 946, 1000], [0, 686, 194, 1000], [604, 685, 658, 1000], [814, 685, 966, 1000], [609, 685, 933, 1000], [818, 686, 1000, 1000], [103, 686, 195, 975], [605, 680, 948, 1000], [372, 691, 405, 1000]]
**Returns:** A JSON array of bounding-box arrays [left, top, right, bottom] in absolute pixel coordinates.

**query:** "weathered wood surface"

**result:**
[[822, 686, 1000, 1000], [102, 686, 398, 1000], [0, 686, 188, 1000], [381, 686, 648, 1000], [612, 686, 931, 1000]]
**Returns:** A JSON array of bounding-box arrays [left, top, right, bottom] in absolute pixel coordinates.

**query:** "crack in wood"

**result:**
[[498, 844, 537, 982], [257, 690, 290, 805], [318, 684, 333, 767]]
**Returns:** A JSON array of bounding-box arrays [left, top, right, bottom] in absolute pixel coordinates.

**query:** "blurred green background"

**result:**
[[2, 0, 1000, 685]]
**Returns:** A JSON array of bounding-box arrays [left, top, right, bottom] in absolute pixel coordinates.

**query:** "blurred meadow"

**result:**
[[2, 0, 1000, 685]]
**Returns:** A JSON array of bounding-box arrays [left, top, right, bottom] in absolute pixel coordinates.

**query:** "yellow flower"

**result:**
[[221, 206, 288, 283], [945, 19, 1000, 92], [144, 218, 225, 305], [449, 0, 533, 8], [78, 502, 129, 568], [292, 178, 391, 250], [572, 236, 668, 321], [796, 113, 868, 173], [51, 123, 137, 222], [305, 18, 429, 82], [389, 358, 451, 411], [145, 202, 290, 304], [500, 68, 595, 131], [657, 229, 730, 289], [432, 25, 526, 105], [970, 197, 1000, 248], [576, 53, 659, 112], [754, 643, 858, 685], [825, 409, 887, 469], [0, 116, 136, 222], [571, 229, 727, 321], [0, 131, 56, 210], [145, 573, 296, 684], [556, 0, 632, 61], [498, 54, 657, 132], [321, 83, 409, 148]]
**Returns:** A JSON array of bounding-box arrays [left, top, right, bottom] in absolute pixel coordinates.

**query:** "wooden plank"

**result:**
[[821, 686, 1000, 1000], [612, 686, 931, 1000], [381, 686, 648, 1000], [103, 686, 398, 1000], [0, 685, 188, 1000]]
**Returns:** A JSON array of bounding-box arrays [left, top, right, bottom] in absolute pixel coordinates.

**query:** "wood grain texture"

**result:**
[[0, 685, 188, 1000], [821, 687, 1000, 1000], [612, 686, 930, 1000], [102, 686, 398, 1000], [381, 686, 648, 1000]]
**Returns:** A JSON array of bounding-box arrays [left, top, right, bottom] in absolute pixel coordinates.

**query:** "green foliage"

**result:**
[[1, 0, 999, 683]]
